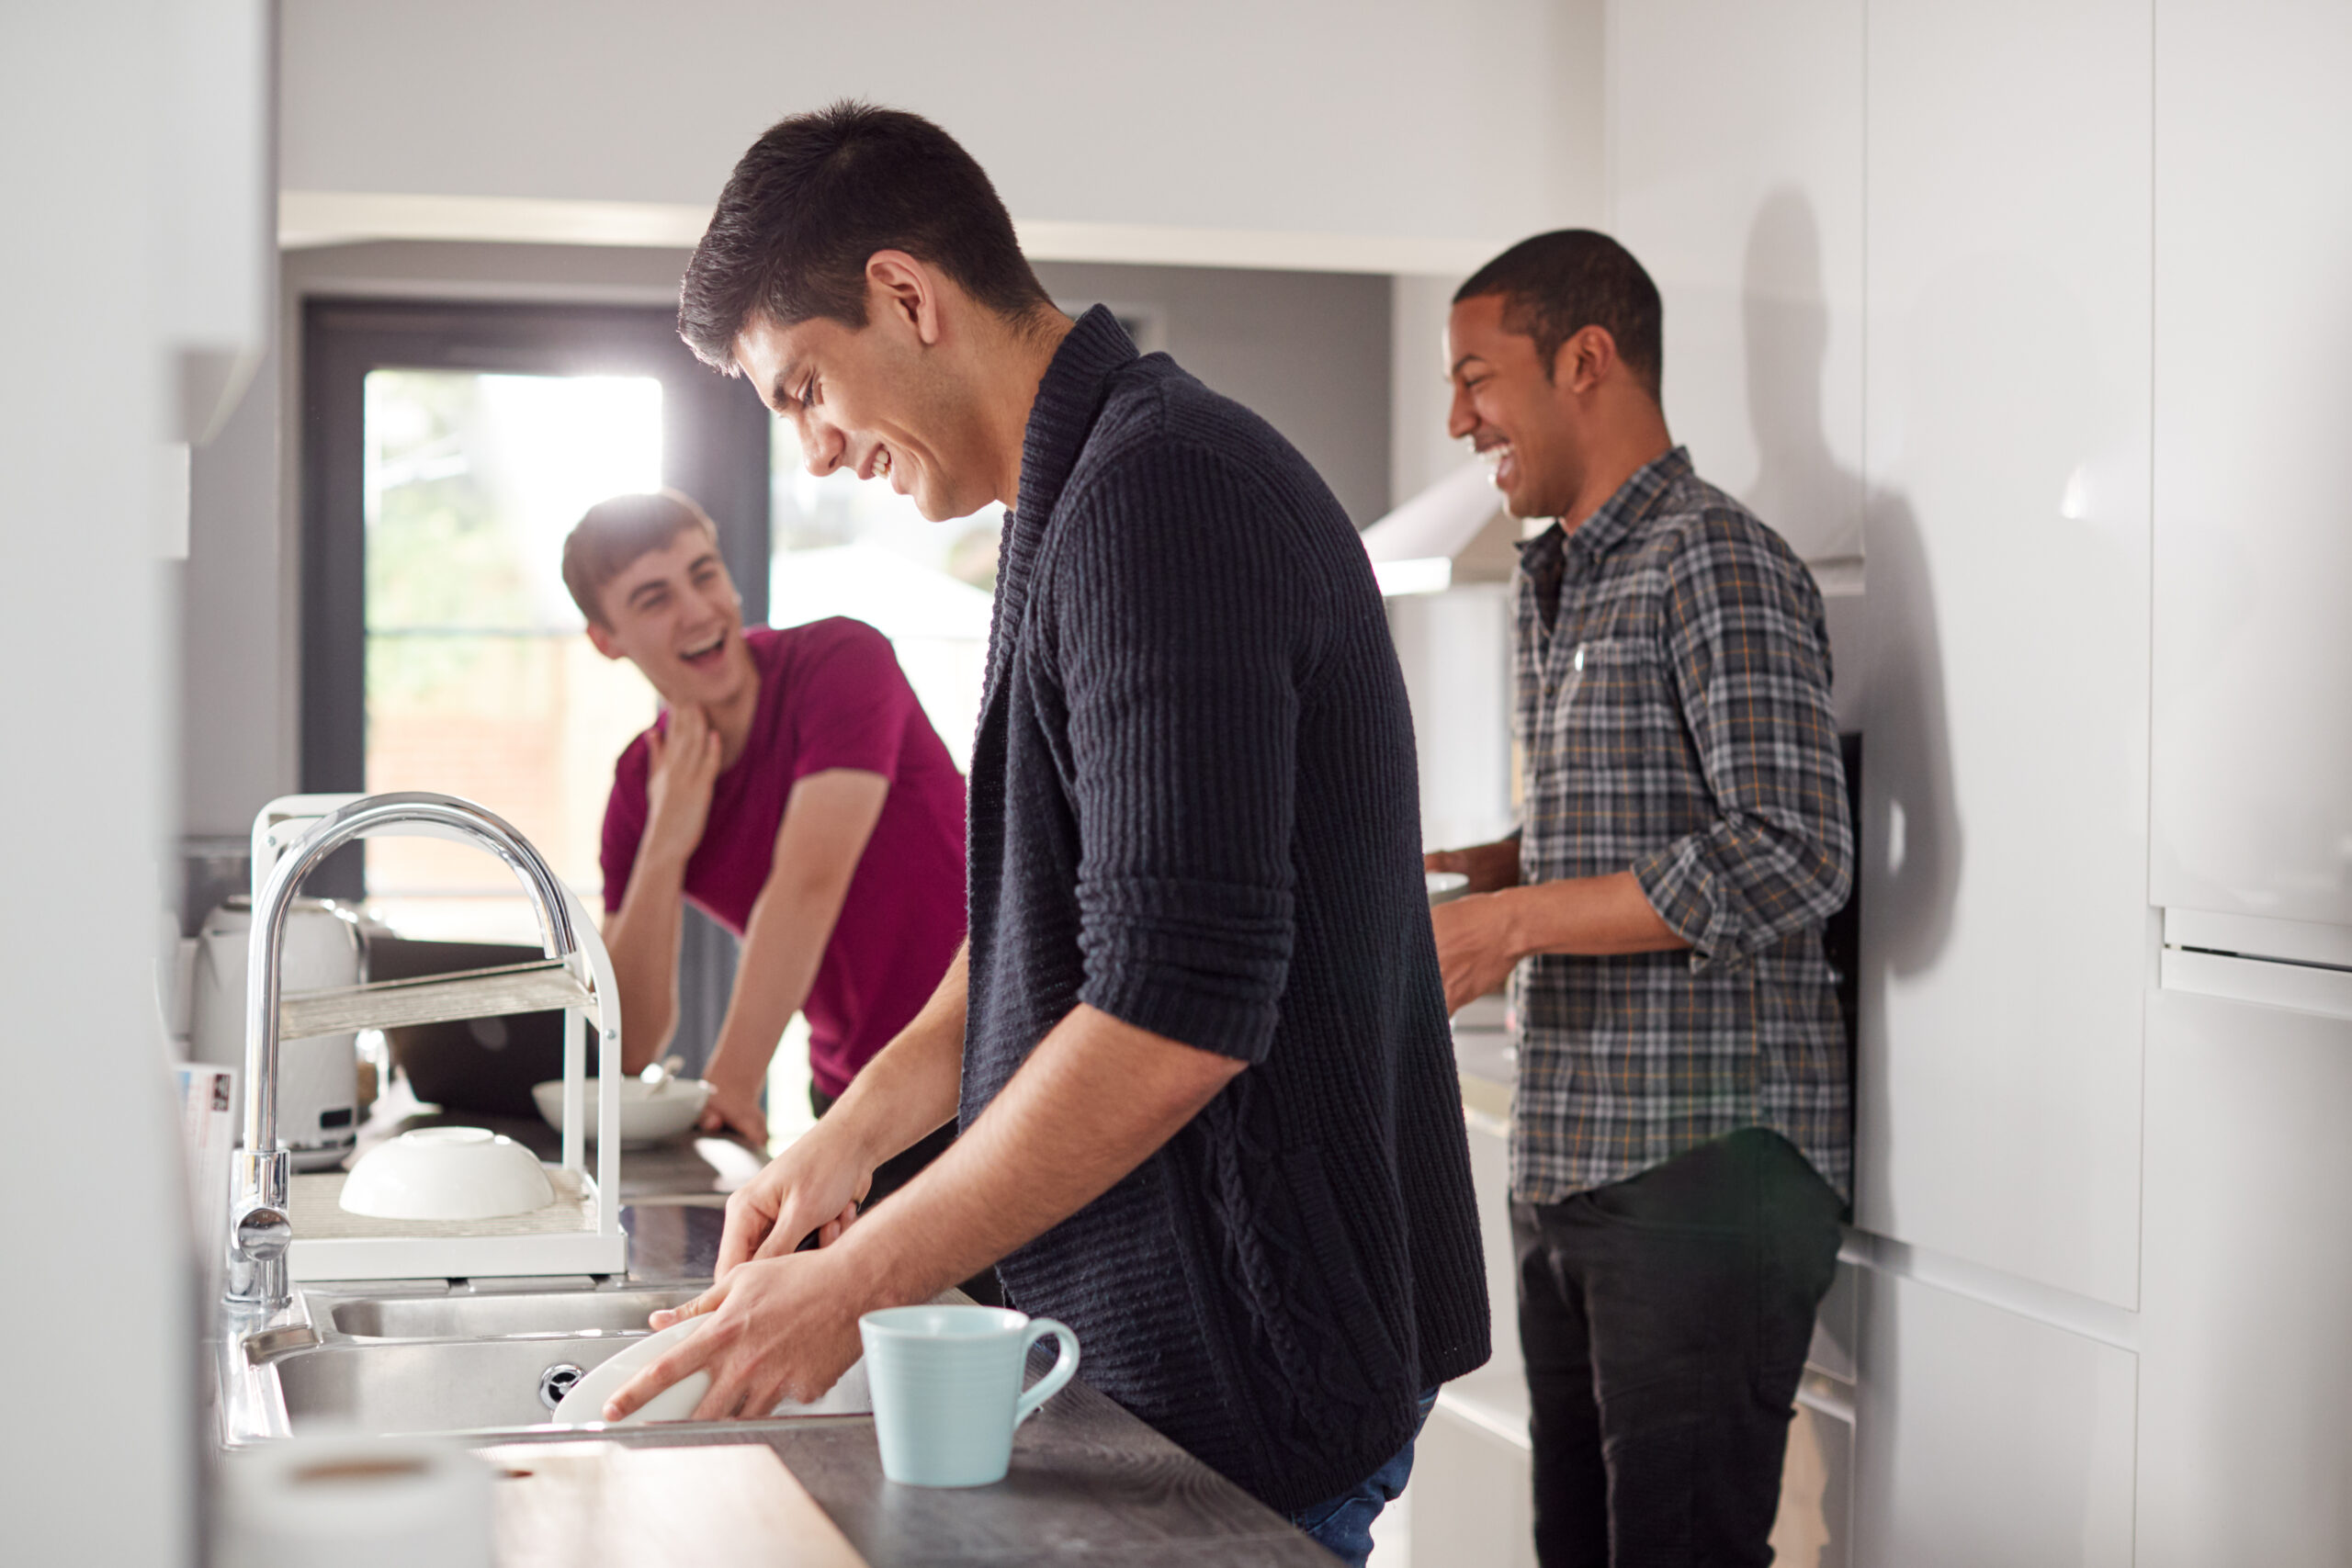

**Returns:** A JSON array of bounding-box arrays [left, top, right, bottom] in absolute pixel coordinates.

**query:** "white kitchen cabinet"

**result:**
[[2139, 987, 2352, 1566], [2149, 0, 2352, 931], [1851, 1272, 2137, 1568], [1605, 0, 1866, 568], [1410, 1088, 1538, 1568], [1856, 0, 2154, 1308]]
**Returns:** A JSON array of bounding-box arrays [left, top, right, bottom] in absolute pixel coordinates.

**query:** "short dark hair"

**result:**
[[562, 490, 719, 626], [1453, 231, 1664, 399], [679, 100, 1054, 371]]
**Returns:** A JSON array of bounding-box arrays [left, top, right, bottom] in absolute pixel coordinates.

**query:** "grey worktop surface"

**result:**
[[493, 1204, 1326, 1567], [342, 1106, 1329, 1566]]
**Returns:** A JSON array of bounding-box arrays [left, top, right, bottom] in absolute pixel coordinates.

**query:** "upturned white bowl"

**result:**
[[339, 1126, 557, 1221], [531, 1076, 712, 1148]]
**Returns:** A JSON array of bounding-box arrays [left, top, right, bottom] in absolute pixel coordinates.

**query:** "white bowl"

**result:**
[[549, 1314, 870, 1425], [339, 1126, 557, 1221], [1426, 871, 1471, 905], [531, 1076, 712, 1148]]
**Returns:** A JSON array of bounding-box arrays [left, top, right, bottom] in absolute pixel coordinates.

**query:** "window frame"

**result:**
[[300, 298, 772, 896]]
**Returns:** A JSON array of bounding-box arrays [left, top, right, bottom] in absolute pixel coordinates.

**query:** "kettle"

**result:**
[[191, 897, 367, 1168]]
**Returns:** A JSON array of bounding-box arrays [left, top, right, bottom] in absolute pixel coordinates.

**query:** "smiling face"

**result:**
[[583, 528, 753, 709], [1444, 292, 1600, 521], [732, 259, 1006, 524]]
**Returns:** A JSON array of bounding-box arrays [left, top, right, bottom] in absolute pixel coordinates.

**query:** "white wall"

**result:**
[[1607, 0, 1865, 570], [1605, 0, 2154, 1557], [0, 3, 239, 1561], [1857, 0, 2153, 1311], [278, 0, 1594, 251], [2148, 0, 2352, 931], [1609, 2, 2352, 1563]]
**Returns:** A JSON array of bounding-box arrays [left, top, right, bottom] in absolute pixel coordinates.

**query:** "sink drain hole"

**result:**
[[537, 1363, 585, 1412]]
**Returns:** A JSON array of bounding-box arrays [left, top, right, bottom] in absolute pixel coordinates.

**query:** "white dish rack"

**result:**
[[250, 793, 628, 1282]]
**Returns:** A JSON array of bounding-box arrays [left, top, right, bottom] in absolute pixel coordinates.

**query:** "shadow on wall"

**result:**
[[1737, 186, 1962, 1222], [1743, 187, 1864, 569], [1736, 191, 1952, 1568], [1810, 216, 2138, 1563]]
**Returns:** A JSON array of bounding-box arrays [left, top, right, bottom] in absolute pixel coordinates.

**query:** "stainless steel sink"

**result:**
[[274, 1335, 643, 1434], [329, 1286, 702, 1340], [217, 1278, 873, 1446]]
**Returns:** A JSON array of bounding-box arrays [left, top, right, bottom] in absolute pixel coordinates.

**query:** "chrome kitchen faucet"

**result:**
[[222, 792, 584, 1312]]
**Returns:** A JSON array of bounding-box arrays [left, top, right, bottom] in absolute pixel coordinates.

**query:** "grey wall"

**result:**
[[179, 243, 1393, 838], [1035, 261, 1392, 527]]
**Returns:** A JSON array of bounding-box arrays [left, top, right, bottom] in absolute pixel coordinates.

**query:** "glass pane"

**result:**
[[363, 370, 665, 936], [769, 416, 997, 768], [367, 370, 663, 631]]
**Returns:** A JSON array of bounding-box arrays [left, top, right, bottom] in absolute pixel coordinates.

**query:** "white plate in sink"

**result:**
[[552, 1314, 870, 1425]]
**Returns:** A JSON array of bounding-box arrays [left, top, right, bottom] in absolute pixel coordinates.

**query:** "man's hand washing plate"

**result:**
[[552, 1315, 872, 1425]]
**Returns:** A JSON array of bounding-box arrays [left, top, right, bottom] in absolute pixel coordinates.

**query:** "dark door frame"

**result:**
[[297, 299, 764, 1073], [299, 298, 771, 896]]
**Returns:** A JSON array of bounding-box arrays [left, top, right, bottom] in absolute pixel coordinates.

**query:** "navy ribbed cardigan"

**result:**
[[960, 307, 1490, 1512]]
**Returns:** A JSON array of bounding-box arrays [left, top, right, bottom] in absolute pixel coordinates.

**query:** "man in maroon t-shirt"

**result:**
[[563, 491, 968, 1200]]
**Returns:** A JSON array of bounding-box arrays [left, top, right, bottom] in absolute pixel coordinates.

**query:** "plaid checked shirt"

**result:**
[[1508, 446, 1852, 1203]]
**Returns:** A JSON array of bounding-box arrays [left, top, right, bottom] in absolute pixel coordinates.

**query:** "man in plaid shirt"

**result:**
[[1428, 231, 1852, 1567]]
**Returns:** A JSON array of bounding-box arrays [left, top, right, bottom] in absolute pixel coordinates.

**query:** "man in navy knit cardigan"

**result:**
[[600, 102, 1488, 1557]]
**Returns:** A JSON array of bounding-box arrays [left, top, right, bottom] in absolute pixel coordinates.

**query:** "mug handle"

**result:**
[[1012, 1318, 1080, 1427]]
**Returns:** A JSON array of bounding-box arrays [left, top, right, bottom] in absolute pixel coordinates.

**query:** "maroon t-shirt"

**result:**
[[600, 619, 968, 1097]]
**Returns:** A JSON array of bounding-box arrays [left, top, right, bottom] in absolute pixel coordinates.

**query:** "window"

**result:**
[[303, 300, 769, 1068], [362, 369, 665, 936], [767, 416, 998, 769]]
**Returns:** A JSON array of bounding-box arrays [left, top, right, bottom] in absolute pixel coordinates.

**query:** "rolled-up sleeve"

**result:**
[[1631, 520, 1852, 971], [1047, 444, 1310, 1063]]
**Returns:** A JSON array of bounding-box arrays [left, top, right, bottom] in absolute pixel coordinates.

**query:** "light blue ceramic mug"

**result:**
[[858, 1304, 1080, 1487]]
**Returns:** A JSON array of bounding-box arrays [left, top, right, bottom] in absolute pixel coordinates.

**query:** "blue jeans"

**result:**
[[1285, 1388, 1440, 1567]]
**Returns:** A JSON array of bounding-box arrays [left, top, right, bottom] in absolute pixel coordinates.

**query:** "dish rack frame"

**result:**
[[251, 793, 627, 1281]]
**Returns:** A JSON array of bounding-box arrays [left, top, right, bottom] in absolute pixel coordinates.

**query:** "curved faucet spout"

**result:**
[[227, 792, 584, 1308]]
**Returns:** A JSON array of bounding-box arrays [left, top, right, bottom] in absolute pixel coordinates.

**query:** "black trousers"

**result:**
[[1512, 1129, 1843, 1568], [808, 1086, 1003, 1307]]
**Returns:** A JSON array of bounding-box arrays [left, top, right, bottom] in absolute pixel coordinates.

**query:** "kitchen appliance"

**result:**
[[368, 934, 565, 1116], [192, 896, 365, 1169]]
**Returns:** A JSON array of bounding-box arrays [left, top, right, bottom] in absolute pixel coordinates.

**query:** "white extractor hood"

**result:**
[[1358, 463, 1528, 596]]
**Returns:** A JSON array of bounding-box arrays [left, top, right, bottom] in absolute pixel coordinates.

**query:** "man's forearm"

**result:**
[[701, 881, 836, 1099], [1501, 869, 1685, 957], [824, 1002, 1243, 1310], [817, 946, 972, 1176], [604, 852, 688, 1073], [704, 767, 893, 1108]]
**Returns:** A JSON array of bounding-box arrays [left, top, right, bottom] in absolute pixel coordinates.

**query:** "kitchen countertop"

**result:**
[[340, 1101, 1329, 1565], [491, 1379, 1333, 1567], [538, 1207, 1330, 1566]]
